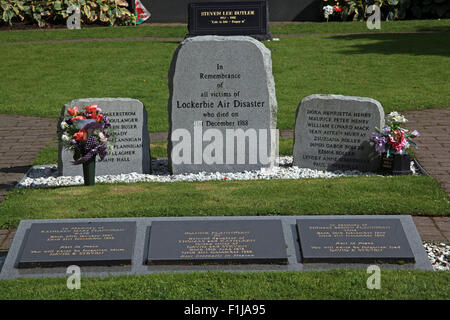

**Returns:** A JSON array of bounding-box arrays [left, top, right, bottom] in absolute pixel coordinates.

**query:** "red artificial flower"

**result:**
[[89, 113, 97, 119], [72, 115, 87, 121], [85, 104, 99, 114], [387, 130, 407, 151], [96, 114, 104, 123], [333, 5, 342, 12], [73, 129, 87, 141], [67, 106, 79, 116]]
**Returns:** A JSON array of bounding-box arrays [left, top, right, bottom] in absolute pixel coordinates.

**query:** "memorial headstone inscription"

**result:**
[[168, 36, 278, 174], [296, 218, 415, 263], [293, 94, 384, 172], [146, 220, 288, 265], [0, 216, 431, 280], [58, 98, 151, 176], [188, 1, 273, 40], [17, 221, 136, 268]]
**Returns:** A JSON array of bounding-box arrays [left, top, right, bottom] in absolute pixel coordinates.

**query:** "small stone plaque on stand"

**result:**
[[188, 1, 272, 41], [147, 220, 288, 265], [296, 218, 415, 263], [17, 222, 136, 268], [381, 152, 412, 175]]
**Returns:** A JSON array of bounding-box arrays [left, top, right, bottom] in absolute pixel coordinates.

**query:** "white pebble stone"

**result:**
[[16, 156, 423, 189]]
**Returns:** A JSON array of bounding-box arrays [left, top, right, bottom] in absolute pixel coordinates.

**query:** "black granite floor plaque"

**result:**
[[17, 221, 136, 268], [147, 220, 288, 265], [188, 1, 271, 39], [296, 218, 415, 263]]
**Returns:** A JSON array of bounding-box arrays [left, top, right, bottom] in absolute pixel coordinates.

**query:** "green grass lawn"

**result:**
[[1, 175, 448, 229], [270, 19, 450, 34], [0, 19, 448, 43], [1, 270, 448, 300], [1, 21, 449, 300], [0, 21, 449, 132]]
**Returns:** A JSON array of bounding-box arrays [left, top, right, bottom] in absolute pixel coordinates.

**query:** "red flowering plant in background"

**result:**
[[322, 0, 343, 21], [60, 104, 114, 165], [370, 111, 420, 158]]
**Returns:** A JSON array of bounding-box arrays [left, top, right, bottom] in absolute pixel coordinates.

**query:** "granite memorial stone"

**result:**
[[18, 221, 136, 268], [0, 216, 432, 280], [58, 98, 151, 176], [188, 1, 272, 41], [147, 220, 288, 264], [168, 36, 278, 174], [293, 94, 384, 172], [296, 218, 415, 263]]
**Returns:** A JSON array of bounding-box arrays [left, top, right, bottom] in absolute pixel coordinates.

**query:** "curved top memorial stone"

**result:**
[[293, 94, 384, 172], [168, 36, 278, 174], [58, 98, 151, 176]]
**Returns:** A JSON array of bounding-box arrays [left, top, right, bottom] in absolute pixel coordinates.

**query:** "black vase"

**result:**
[[381, 152, 411, 175], [82, 157, 96, 186]]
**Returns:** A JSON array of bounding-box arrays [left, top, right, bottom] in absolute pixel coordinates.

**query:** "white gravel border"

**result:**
[[17, 156, 421, 188], [424, 242, 450, 271]]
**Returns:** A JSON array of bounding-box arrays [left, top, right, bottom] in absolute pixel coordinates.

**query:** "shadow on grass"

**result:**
[[161, 40, 184, 43], [329, 32, 450, 58], [415, 25, 450, 33]]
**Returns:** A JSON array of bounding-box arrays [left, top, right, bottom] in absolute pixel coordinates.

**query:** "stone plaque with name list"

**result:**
[[293, 94, 384, 172], [296, 218, 415, 263], [0, 216, 432, 280], [146, 220, 288, 265], [17, 222, 136, 268], [58, 98, 151, 176]]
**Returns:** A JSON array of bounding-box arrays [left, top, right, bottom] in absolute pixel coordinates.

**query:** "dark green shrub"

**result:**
[[0, 0, 135, 27], [409, 0, 450, 19], [320, 0, 450, 21]]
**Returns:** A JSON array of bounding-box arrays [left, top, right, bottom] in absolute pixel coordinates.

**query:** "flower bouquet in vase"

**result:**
[[370, 112, 420, 175], [60, 104, 114, 185]]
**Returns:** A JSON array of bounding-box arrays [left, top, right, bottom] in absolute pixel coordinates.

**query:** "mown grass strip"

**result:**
[[1, 20, 448, 43], [0, 176, 448, 228], [0, 270, 448, 300], [270, 19, 450, 35], [1, 33, 449, 132]]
